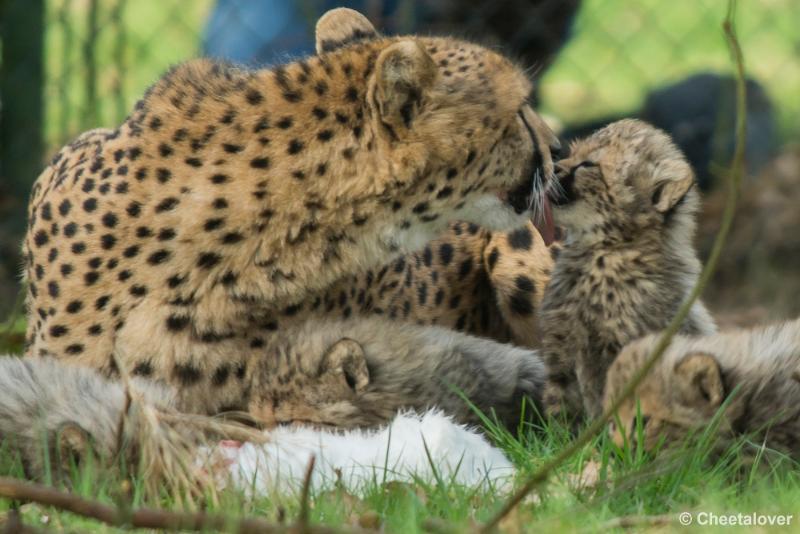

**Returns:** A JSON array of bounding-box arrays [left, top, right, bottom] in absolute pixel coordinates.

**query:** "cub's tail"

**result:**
[[0, 356, 260, 500]]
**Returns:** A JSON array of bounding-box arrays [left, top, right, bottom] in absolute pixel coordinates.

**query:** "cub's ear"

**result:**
[[56, 422, 92, 470], [651, 171, 695, 214], [315, 8, 379, 54], [673, 351, 724, 409], [371, 40, 437, 135], [321, 338, 370, 394]]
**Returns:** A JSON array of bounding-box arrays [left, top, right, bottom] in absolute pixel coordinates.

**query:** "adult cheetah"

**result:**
[[23, 8, 559, 415]]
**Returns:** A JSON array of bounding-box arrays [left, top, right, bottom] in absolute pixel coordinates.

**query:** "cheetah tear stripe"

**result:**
[[203, 410, 514, 496]]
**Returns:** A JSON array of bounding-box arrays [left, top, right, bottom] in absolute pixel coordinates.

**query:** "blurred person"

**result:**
[[202, 0, 580, 101]]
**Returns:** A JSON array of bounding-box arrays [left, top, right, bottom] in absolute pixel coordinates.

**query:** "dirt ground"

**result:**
[[700, 144, 800, 329]]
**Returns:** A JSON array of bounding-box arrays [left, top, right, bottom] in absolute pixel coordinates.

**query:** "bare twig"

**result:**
[[1, 508, 46, 534], [481, 1, 747, 531], [0, 476, 373, 533], [297, 455, 317, 531]]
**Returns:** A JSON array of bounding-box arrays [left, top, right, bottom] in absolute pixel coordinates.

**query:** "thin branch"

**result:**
[[481, 1, 747, 530], [297, 455, 317, 531], [0, 477, 372, 533], [1, 508, 46, 534]]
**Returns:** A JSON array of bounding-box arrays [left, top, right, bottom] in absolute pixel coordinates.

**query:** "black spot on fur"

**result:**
[[509, 291, 533, 316], [130, 284, 147, 297], [58, 199, 72, 216], [212, 365, 230, 386], [173, 363, 202, 385], [147, 249, 171, 265], [221, 232, 243, 244], [50, 324, 68, 337], [33, 230, 49, 247], [250, 157, 270, 169], [203, 218, 225, 232], [287, 139, 304, 154], [155, 197, 179, 213], [100, 234, 116, 250], [246, 89, 263, 105], [65, 344, 84, 355], [508, 227, 533, 250], [158, 228, 176, 241], [165, 315, 190, 332], [197, 252, 221, 269], [458, 258, 473, 278], [101, 212, 118, 228], [82, 198, 97, 213], [94, 295, 110, 310], [133, 361, 153, 376], [157, 168, 172, 183], [167, 274, 186, 288]]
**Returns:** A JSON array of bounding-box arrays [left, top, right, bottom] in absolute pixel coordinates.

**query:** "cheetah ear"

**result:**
[[651, 172, 695, 214], [321, 338, 370, 394], [56, 422, 92, 470], [673, 351, 724, 409], [372, 40, 437, 136], [315, 8, 379, 54]]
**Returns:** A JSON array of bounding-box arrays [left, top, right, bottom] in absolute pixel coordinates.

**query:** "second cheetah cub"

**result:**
[[604, 318, 800, 460], [248, 317, 546, 430], [540, 119, 716, 420]]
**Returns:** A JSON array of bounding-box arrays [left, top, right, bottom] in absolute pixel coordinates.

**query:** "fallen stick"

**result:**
[[0, 476, 373, 533]]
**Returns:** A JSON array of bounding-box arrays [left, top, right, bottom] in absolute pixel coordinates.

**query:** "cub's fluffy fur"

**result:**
[[0, 318, 544, 479], [249, 317, 546, 430], [540, 119, 716, 420], [605, 318, 800, 459]]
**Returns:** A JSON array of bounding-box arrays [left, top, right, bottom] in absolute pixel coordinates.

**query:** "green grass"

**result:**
[[2, 405, 799, 532]]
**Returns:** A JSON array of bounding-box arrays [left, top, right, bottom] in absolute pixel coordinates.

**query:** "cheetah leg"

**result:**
[[482, 221, 553, 348]]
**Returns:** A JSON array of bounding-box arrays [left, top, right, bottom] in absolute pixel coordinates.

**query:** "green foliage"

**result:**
[[2, 411, 800, 532]]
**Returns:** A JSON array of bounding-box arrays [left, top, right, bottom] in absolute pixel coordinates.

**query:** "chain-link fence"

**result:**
[[1, 0, 799, 323]]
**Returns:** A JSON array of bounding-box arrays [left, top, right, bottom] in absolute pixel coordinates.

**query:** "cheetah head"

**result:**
[[248, 337, 397, 429], [314, 9, 560, 250], [547, 119, 698, 246], [604, 336, 728, 453]]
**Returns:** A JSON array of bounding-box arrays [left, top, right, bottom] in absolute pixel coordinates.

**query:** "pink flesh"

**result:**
[[534, 198, 556, 245]]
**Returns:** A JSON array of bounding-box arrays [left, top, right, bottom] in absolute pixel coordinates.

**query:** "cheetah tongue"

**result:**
[[533, 198, 555, 246]]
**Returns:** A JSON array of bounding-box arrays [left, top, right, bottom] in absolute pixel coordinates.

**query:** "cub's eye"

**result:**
[[574, 161, 598, 173]]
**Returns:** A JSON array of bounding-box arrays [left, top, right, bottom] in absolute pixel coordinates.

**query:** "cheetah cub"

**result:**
[[540, 119, 716, 420], [604, 318, 800, 460], [0, 318, 544, 478], [248, 316, 546, 430]]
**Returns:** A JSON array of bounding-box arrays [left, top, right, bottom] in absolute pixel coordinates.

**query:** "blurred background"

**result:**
[[1, 0, 799, 351]]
